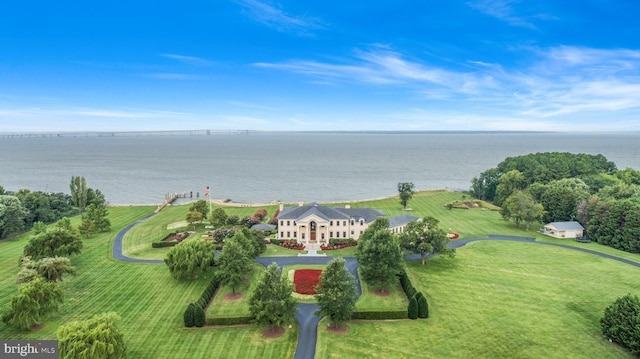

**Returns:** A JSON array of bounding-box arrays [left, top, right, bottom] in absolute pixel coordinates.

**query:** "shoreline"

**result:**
[[107, 188, 459, 208]]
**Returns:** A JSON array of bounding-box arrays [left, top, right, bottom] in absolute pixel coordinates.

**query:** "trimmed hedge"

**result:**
[[417, 292, 429, 318], [152, 241, 179, 248], [206, 316, 253, 326], [408, 296, 419, 319], [351, 310, 407, 320], [194, 305, 206, 327], [183, 271, 221, 326]]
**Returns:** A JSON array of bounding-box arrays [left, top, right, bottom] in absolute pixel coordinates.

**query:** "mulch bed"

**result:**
[[224, 292, 244, 301], [326, 324, 350, 334], [373, 289, 391, 297], [262, 326, 285, 338], [294, 269, 323, 295]]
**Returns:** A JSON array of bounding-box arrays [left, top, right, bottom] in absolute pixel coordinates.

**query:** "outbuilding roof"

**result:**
[[546, 221, 584, 230], [388, 214, 420, 228]]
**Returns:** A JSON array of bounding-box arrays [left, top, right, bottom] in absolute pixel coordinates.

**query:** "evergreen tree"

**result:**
[[193, 305, 206, 327], [408, 295, 419, 319], [249, 263, 297, 333], [315, 257, 357, 329], [183, 303, 196, 327], [57, 312, 127, 359], [601, 294, 640, 355], [416, 292, 429, 318], [70, 176, 88, 210]]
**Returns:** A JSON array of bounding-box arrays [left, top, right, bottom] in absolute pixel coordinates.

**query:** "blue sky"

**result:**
[[1, 0, 640, 132]]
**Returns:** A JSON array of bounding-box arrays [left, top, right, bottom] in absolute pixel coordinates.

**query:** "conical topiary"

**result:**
[[194, 304, 206, 327], [416, 292, 429, 318], [408, 296, 419, 319], [184, 303, 196, 327]]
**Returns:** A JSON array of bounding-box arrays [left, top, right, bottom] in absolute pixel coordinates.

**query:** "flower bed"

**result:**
[[448, 232, 459, 240], [270, 239, 304, 250], [320, 243, 357, 251], [163, 232, 190, 242], [293, 269, 323, 295]]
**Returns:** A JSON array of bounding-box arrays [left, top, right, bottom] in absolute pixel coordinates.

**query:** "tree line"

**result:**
[[470, 152, 640, 253]]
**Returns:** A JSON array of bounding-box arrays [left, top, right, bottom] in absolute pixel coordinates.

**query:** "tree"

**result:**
[[186, 210, 203, 231], [210, 207, 228, 227], [2, 277, 64, 330], [500, 191, 545, 231], [249, 263, 297, 333], [164, 239, 215, 280], [355, 221, 404, 292], [530, 178, 589, 223], [78, 217, 96, 238], [190, 200, 209, 219], [314, 257, 357, 329], [601, 294, 640, 355], [399, 216, 455, 266], [57, 312, 127, 359], [193, 305, 206, 328], [83, 203, 111, 233], [494, 170, 526, 207], [24, 226, 82, 260], [397, 182, 415, 209], [217, 237, 252, 294], [408, 295, 419, 319], [70, 176, 88, 210], [183, 303, 196, 327], [416, 292, 429, 318], [17, 256, 76, 283], [0, 195, 27, 239]]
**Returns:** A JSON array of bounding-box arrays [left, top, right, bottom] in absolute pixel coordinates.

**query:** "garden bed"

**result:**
[[294, 269, 323, 295]]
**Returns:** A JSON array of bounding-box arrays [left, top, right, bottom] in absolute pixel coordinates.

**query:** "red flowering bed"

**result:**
[[448, 232, 459, 239], [293, 269, 323, 295], [320, 243, 357, 251]]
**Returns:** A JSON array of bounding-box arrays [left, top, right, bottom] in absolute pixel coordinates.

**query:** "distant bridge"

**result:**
[[0, 129, 253, 138]]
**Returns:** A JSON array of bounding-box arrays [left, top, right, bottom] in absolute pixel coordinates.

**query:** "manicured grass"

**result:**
[[316, 240, 639, 358], [0, 206, 296, 359], [355, 270, 407, 312], [262, 243, 303, 257], [207, 263, 263, 317]]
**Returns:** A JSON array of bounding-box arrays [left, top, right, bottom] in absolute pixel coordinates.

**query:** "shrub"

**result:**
[[152, 241, 178, 248], [194, 305, 206, 327], [253, 209, 268, 222], [406, 286, 416, 300], [601, 294, 640, 355], [416, 292, 429, 318], [351, 310, 407, 320], [408, 296, 419, 319], [184, 303, 196, 327], [206, 316, 252, 326]]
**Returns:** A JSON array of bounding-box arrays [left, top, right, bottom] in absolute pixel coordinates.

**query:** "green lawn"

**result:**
[[0, 206, 296, 359], [316, 240, 638, 358], [355, 270, 407, 312], [207, 263, 264, 317]]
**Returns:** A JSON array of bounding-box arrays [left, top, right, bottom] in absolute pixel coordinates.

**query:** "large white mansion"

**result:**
[[275, 203, 418, 245]]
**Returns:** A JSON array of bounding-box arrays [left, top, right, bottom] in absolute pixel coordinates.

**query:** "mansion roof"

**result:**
[[278, 203, 384, 223]]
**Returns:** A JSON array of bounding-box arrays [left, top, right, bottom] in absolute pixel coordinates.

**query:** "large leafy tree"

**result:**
[[530, 178, 589, 223], [2, 277, 64, 330], [399, 216, 455, 266], [57, 312, 127, 359], [190, 200, 209, 219], [185, 210, 203, 231], [397, 182, 415, 209], [314, 257, 357, 329], [601, 294, 640, 355], [355, 220, 404, 292], [249, 263, 297, 333], [494, 169, 527, 207], [210, 207, 228, 227], [500, 191, 545, 231], [23, 225, 82, 260], [164, 239, 215, 280], [0, 195, 27, 240], [218, 236, 252, 294], [17, 256, 76, 284]]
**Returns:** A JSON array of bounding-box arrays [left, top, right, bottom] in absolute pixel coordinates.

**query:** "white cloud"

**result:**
[[234, 0, 324, 36], [467, 0, 546, 29], [161, 54, 214, 66]]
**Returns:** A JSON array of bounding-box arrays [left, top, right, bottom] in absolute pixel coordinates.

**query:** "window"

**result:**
[[302, 233, 305, 239], [336, 232, 340, 238], [287, 221, 290, 226], [351, 230, 354, 235], [280, 231, 284, 237], [350, 220, 354, 225], [360, 219, 364, 225], [343, 221, 347, 226], [330, 221, 333, 226], [293, 221, 296, 226], [280, 220, 284, 226], [294, 231, 297, 238], [321, 233, 325, 240], [360, 231, 363, 235], [336, 221, 339, 226], [287, 231, 290, 237], [330, 231, 333, 237], [343, 231, 347, 238]]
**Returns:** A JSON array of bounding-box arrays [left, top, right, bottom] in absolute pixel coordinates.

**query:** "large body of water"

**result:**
[[1, 132, 639, 205]]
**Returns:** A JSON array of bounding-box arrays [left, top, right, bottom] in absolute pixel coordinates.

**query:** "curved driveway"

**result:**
[[113, 216, 640, 359]]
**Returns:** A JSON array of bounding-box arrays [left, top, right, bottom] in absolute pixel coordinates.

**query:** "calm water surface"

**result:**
[[1, 132, 638, 205]]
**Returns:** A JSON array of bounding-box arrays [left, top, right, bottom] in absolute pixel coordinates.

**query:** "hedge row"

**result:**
[[151, 241, 178, 248], [184, 271, 221, 327], [398, 269, 429, 319], [206, 316, 252, 326], [351, 310, 407, 320]]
